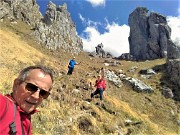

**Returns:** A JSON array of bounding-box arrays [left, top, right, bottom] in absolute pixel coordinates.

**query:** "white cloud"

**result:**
[[79, 13, 102, 27], [80, 19, 130, 57], [85, 0, 105, 7], [79, 14, 85, 23], [167, 16, 180, 46]]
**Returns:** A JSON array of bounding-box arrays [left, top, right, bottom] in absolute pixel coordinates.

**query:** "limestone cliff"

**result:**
[[0, 0, 42, 27], [33, 2, 83, 54], [128, 7, 180, 99], [0, 0, 83, 54], [128, 7, 179, 60]]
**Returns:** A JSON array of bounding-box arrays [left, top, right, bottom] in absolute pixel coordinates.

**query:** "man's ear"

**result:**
[[13, 78, 19, 90]]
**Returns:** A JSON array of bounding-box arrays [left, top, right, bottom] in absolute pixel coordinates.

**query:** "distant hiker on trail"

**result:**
[[0, 65, 54, 135], [91, 68, 106, 100], [67, 57, 80, 75]]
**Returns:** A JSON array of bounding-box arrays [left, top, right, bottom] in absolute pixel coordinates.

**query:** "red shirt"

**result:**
[[95, 79, 106, 90], [0, 94, 37, 135]]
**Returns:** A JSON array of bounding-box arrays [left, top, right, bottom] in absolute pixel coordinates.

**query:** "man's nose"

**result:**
[[31, 89, 41, 99]]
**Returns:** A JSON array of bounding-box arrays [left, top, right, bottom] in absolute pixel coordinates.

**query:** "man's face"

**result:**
[[13, 69, 53, 113]]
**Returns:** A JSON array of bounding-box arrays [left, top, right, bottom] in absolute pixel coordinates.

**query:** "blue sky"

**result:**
[[37, 0, 180, 57]]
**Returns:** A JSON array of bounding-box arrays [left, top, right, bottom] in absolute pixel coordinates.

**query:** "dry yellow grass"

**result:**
[[0, 28, 53, 93], [105, 96, 173, 135]]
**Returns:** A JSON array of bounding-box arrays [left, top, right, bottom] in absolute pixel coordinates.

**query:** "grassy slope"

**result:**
[[0, 20, 179, 135]]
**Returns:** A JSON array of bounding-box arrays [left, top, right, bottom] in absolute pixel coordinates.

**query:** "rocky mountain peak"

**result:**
[[0, 0, 83, 54], [33, 1, 83, 54], [128, 7, 180, 98], [128, 7, 179, 60]]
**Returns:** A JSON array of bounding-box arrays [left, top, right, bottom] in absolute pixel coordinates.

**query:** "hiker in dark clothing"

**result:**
[[67, 57, 80, 75]]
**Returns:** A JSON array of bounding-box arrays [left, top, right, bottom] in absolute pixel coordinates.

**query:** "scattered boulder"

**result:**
[[104, 69, 154, 93], [104, 70, 123, 88], [162, 86, 174, 99], [124, 77, 154, 93], [117, 53, 136, 61], [78, 116, 93, 132], [103, 59, 121, 66], [104, 63, 110, 67], [89, 51, 97, 57], [139, 68, 156, 75], [128, 66, 138, 72]]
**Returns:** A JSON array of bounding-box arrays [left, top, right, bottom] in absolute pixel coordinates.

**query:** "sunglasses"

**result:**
[[25, 82, 50, 99]]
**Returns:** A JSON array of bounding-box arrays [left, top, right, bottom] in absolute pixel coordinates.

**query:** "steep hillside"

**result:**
[[0, 20, 179, 135]]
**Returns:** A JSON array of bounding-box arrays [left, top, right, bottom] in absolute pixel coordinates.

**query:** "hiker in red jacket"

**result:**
[[91, 74, 106, 100], [0, 65, 54, 135]]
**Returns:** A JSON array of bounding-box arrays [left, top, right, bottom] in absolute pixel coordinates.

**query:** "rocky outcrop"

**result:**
[[128, 7, 175, 60], [0, 0, 42, 27], [104, 70, 123, 88], [166, 59, 180, 100], [166, 28, 180, 100], [89, 43, 113, 58], [0, 0, 83, 54], [128, 7, 180, 99], [124, 77, 154, 93], [33, 2, 83, 54], [104, 69, 154, 93], [117, 53, 136, 61]]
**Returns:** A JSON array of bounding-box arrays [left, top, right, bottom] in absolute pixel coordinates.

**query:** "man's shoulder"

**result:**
[[0, 94, 14, 118], [0, 94, 7, 103]]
